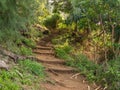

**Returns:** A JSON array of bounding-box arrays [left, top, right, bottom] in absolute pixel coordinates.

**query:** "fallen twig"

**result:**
[[70, 73, 80, 79], [95, 86, 101, 90]]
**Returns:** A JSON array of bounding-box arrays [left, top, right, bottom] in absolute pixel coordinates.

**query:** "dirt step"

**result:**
[[35, 55, 65, 64], [36, 59, 65, 64], [35, 46, 53, 50], [44, 64, 76, 73], [38, 40, 53, 47], [33, 49, 54, 55]]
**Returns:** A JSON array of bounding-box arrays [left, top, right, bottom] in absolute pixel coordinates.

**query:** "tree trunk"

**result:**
[[99, 14, 107, 62], [109, 17, 115, 57]]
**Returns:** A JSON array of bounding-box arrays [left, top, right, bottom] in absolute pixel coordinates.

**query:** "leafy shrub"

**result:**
[[22, 38, 36, 48], [56, 47, 120, 89], [55, 47, 70, 59], [44, 13, 61, 29], [55, 40, 73, 54], [55, 40, 73, 59], [72, 54, 99, 82], [54, 41, 120, 89], [28, 26, 43, 40], [98, 58, 120, 90], [20, 46, 32, 56], [52, 38, 60, 45], [58, 22, 67, 29], [19, 59, 45, 78], [52, 36, 66, 45]]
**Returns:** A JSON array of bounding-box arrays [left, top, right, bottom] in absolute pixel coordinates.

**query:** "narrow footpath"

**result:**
[[33, 36, 95, 90]]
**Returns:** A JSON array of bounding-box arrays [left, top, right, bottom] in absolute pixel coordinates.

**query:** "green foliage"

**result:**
[[0, 70, 20, 90], [44, 13, 61, 29], [73, 54, 120, 90], [58, 22, 67, 29], [55, 47, 70, 60], [0, 0, 41, 53], [97, 58, 120, 90], [0, 0, 38, 30], [55, 41, 120, 89], [17, 59, 45, 89], [20, 46, 32, 56], [72, 54, 98, 82], [28, 26, 43, 41], [52, 33, 72, 45], [0, 59, 45, 90], [37, 0, 50, 24], [0, 29, 22, 46], [23, 38, 36, 48], [19, 59, 45, 77], [52, 0, 120, 89], [67, 0, 120, 37], [55, 40, 73, 59], [52, 0, 73, 13]]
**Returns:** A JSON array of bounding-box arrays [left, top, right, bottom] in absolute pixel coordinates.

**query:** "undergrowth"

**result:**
[[0, 59, 45, 90], [0, 25, 42, 56], [18, 59, 45, 77], [22, 38, 36, 48], [54, 40, 73, 60], [19, 46, 33, 56], [54, 41, 120, 90]]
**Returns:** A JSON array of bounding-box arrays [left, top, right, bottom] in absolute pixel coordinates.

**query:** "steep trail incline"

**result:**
[[33, 35, 95, 90]]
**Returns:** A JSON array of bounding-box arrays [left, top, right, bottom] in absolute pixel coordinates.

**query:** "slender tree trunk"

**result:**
[[99, 14, 107, 62], [94, 43, 97, 62], [109, 17, 115, 57], [87, 19, 91, 32]]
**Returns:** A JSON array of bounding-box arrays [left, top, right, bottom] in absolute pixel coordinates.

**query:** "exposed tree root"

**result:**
[[0, 46, 36, 62], [70, 73, 80, 79]]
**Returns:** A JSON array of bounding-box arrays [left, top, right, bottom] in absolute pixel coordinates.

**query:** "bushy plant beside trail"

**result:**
[[18, 59, 45, 77], [54, 41, 120, 90]]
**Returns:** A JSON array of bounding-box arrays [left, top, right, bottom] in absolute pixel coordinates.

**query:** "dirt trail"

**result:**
[[33, 36, 96, 90]]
